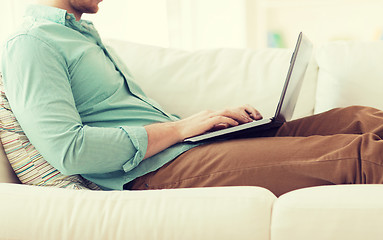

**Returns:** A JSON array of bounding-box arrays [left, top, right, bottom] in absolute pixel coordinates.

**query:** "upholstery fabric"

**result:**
[[105, 40, 318, 120], [0, 140, 20, 183], [0, 184, 275, 240], [315, 41, 383, 113], [0, 74, 100, 190], [271, 185, 383, 240]]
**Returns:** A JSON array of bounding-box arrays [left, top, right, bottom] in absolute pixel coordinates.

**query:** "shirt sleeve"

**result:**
[[1, 34, 148, 175]]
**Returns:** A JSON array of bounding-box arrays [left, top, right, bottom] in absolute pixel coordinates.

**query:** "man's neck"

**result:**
[[38, 0, 82, 20]]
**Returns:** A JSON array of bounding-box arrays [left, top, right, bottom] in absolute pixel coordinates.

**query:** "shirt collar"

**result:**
[[25, 4, 100, 42], [25, 4, 94, 26], [25, 4, 69, 25]]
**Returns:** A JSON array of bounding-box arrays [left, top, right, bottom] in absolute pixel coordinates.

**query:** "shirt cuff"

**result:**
[[120, 126, 148, 172]]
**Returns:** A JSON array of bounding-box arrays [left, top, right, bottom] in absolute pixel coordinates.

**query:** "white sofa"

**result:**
[[1, 39, 383, 240]]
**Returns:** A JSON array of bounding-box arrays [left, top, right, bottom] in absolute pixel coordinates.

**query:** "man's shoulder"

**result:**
[[4, 17, 66, 52]]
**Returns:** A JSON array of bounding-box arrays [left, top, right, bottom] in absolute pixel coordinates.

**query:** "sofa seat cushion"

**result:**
[[0, 74, 100, 190], [0, 184, 276, 240], [271, 185, 383, 240]]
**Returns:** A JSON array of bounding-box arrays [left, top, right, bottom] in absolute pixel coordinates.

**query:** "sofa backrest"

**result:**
[[106, 39, 319, 120], [315, 40, 383, 114]]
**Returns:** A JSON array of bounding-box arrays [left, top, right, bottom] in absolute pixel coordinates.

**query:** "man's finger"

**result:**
[[244, 104, 263, 120], [214, 109, 252, 124]]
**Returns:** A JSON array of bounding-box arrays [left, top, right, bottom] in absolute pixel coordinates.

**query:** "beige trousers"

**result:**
[[128, 106, 383, 196]]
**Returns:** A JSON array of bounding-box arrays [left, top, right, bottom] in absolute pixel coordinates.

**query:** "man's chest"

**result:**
[[66, 41, 125, 111]]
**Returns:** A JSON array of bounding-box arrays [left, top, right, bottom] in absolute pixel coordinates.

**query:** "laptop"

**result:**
[[184, 32, 313, 143]]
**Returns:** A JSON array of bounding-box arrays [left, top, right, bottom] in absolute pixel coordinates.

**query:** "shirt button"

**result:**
[[66, 15, 71, 20]]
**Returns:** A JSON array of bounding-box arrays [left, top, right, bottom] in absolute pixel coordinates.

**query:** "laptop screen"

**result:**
[[274, 32, 313, 122]]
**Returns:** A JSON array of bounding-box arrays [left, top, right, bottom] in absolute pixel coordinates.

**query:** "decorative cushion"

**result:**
[[315, 41, 383, 113], [0, 74, 100, 190]]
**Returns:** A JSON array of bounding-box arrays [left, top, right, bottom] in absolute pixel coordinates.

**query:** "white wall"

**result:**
[[167, 0, 383, 50], [84, 0, 170, 47], [0, 0, 30, 48], [0, 0, 170, 50], [0, 0, 31, 67], [251, 0, 383, 49], [1, 0, 383, 53], [0, 0, 170, 68], [167, 0, 248, 50]]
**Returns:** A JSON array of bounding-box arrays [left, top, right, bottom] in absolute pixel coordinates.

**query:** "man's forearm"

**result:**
[[143, 122, 182, 160], [142, 105, 262, 159]]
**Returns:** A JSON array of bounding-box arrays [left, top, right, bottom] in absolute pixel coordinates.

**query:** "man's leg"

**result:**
[[129, 133, 383, 196], [277, 106, 383, 137], [129, 106, 383, 196]]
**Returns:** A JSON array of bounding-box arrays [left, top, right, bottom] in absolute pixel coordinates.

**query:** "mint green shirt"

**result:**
[[1, 5, 198, 190]]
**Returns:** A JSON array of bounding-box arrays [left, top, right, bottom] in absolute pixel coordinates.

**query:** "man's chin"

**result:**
[[84, 6, 99, 14]]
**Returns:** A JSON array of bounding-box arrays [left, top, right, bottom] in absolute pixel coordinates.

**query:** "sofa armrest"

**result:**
[[0, 142, 20, 183], [0, 184, 276, 240], [271, 185, 383, 240]]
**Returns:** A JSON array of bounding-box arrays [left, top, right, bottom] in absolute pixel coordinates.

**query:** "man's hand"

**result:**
[[174, 104, 263, 141], [144, 104, 262, 159]]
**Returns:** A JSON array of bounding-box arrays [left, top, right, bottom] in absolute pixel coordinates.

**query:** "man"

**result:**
[[2, 0, 383, 196]]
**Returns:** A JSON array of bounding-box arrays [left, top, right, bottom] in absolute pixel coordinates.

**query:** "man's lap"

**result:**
[[127, 106, 383, 196]]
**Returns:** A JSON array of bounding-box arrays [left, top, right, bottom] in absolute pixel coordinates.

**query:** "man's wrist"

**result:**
[[171, 120, 186, 142]]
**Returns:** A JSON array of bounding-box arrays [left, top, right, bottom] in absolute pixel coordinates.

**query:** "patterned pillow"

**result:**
[[0, 74, 101, 190]]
